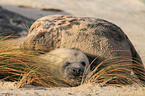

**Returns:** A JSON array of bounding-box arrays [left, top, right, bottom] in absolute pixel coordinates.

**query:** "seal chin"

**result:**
[[70, 77, 82, 86], [65, 74, 83, 86]]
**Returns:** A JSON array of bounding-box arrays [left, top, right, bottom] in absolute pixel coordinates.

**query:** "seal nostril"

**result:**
[[73, 69, 76, 72], [78, 69, 81, 73], [72, 68, 83, 76]]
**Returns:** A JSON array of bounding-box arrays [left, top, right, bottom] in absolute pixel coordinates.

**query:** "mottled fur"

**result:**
[[21, 15, 145, 84]]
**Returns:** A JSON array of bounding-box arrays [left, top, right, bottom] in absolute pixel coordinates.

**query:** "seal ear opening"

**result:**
[[126, 36, 145, 84]]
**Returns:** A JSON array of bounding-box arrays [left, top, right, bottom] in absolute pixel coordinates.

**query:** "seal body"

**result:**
[[21, 15, 145, 84], [21, 15, 132, 68], [39, 48, 90, 86]]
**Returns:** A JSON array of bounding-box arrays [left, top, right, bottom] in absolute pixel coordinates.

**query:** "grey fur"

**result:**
[[21, 15, 145, 84], [39, 48, 90, 86]]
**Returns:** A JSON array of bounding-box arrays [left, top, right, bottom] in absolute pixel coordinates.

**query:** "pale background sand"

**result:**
[[0, 0, 145, 95]]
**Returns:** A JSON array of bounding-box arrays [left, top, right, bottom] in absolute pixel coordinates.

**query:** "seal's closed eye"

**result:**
[[65, 62, 71, 67], [81, 61, 86, 66]]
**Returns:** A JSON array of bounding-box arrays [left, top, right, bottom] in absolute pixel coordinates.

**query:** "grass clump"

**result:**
[[0, 37, 72, 88], [82, 56, 145, 87], [0, 36, 144, 88]]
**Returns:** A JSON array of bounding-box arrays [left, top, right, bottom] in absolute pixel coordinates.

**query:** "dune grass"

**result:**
[[0, 37, 144, 88], [82, 56, 144, 87], [0, 37, 72, 88]]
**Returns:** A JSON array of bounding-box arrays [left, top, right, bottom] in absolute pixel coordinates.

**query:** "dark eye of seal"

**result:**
[[65, 62, 71, 67], [81, 61, 86, 66]]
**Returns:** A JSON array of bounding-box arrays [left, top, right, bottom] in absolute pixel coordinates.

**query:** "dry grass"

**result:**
[[82, 55, 145, 87], [0, 37, 72, 88], [0, 36, 144, 88]]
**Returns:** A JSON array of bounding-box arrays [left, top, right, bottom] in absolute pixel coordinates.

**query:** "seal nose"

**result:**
[[72, 68, 83, 76]]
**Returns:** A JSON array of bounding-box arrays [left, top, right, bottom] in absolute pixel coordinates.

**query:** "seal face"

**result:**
[[39, 48, 90, 86]]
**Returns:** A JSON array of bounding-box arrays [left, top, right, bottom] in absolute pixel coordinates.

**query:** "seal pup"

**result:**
[[39, 48, 90, 86]]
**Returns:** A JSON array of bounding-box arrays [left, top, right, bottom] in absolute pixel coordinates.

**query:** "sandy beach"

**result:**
[[0, 81, 145, 96], [0, 0, 145, 95]]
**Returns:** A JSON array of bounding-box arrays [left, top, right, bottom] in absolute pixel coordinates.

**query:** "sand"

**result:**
[[0, 0, 145, 95], [0, 81, 145, 96]]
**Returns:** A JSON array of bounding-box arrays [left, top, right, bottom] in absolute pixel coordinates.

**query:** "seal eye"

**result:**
[[65, 62, 71, 67], [81, 61, 86, 66]]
